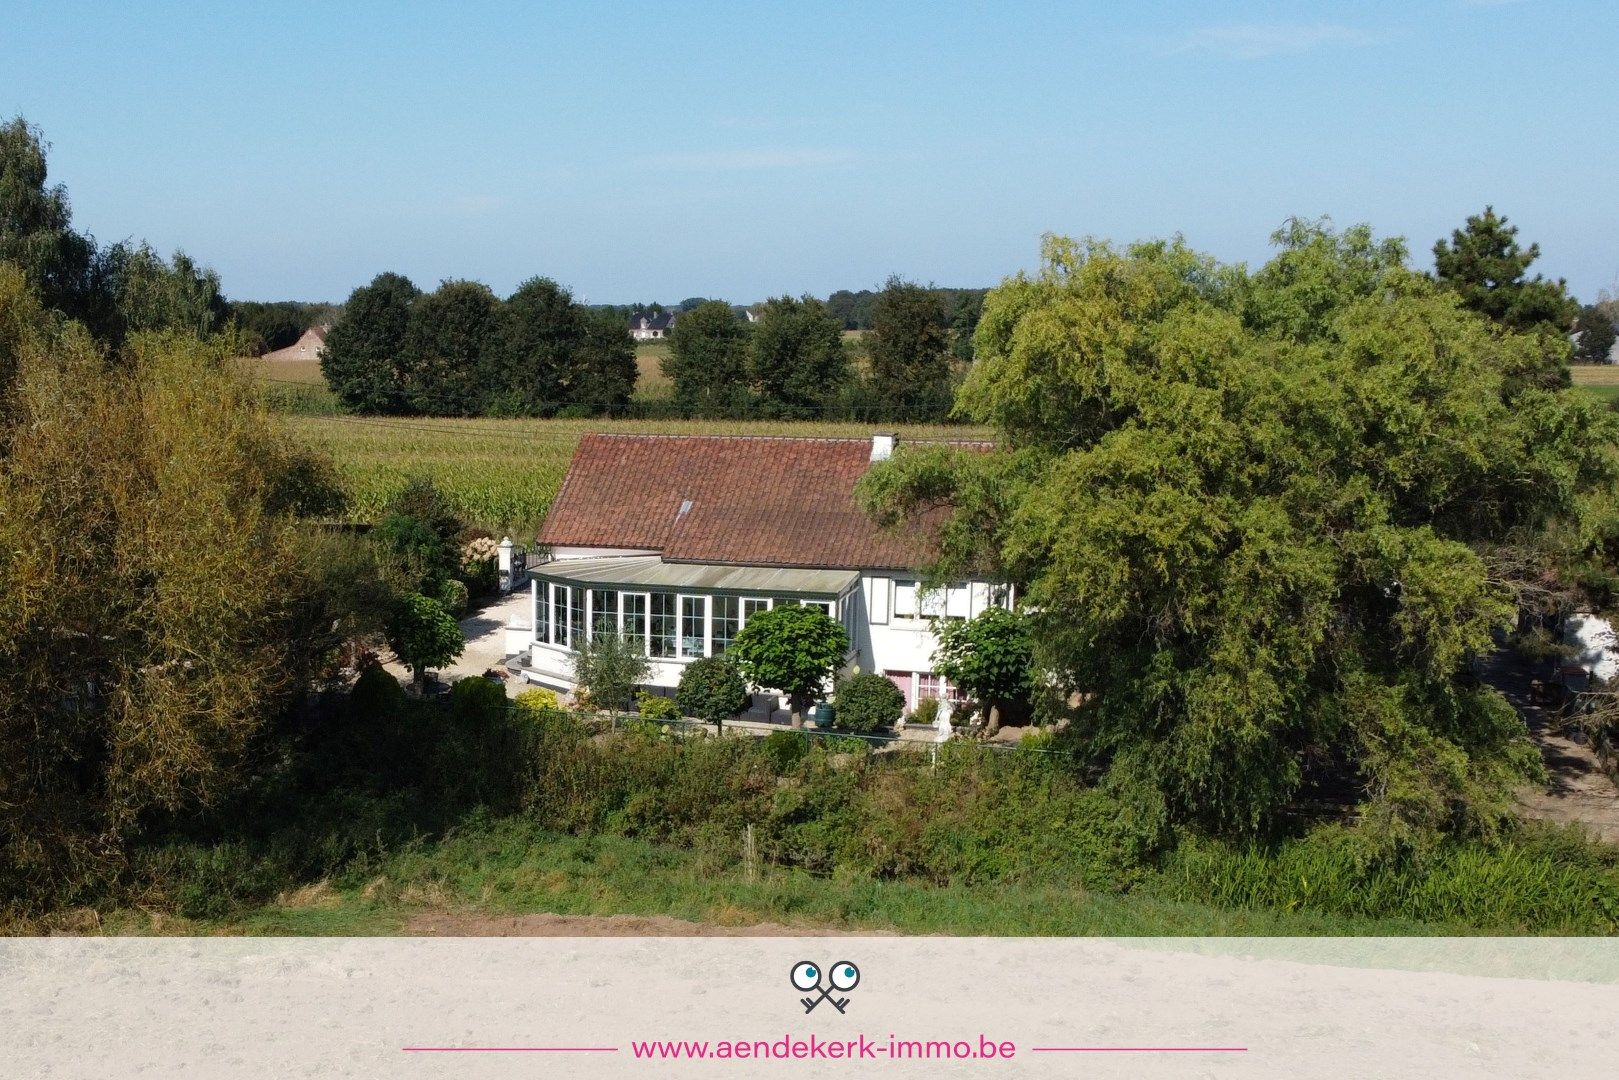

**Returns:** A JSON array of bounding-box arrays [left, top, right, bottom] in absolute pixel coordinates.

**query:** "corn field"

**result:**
[[287, 415, 983, 535]]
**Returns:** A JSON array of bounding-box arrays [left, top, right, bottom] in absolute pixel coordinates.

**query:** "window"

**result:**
[[650, 592, 677, 658], [549, 584, 571, 646], [623, 592, 648, 654], [680, 595, 707, 658], [919, 587, 946, 620], [867, 577, 889, 624], [742, 597, 770, 624], [773, 597, 800, 609], [590, 589, 618, 641], [894, 580, 918, 620], [803, 600, 831, 618], [712, 595, 740, 654], [535, 581, 549, 644], [917, 672, 942, 701], [945, 584, 971, 620], [567, 586, 585, 648]]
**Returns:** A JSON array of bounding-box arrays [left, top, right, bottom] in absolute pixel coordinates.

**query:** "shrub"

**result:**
[[572, 632, 651, 713], [350, 662, 406, 725], [832, 672, 904, 735], [513, 687, 561, 718], [637, 691, 681, 721], [677, 656, 750, 730], [448, 676, 507, 725], [910, 695, 941, 727], [762, 730, 810, 773], [436, 577, 470, 617], [386, 593, 464, 693]]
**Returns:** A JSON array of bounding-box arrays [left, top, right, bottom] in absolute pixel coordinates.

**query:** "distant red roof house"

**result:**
[[538, 433, 975, 570]]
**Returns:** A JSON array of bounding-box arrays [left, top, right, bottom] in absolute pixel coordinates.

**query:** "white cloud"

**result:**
[[1174, 22, 1378, 60], [643, 147, 855, 171]]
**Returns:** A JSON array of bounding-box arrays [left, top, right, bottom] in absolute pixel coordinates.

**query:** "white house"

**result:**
[[509, 432, 1006, 714], [628, 310, 676, 340], [261, 325, 328, 362]]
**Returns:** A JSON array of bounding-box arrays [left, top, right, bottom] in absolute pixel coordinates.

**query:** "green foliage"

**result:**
[[862, 223, 1619, 839], [0, 117, 95, 326], [401, 279, 502, 416], [572, 632, 653, 712], [1575, 304, 1617, 365], [436, 577, 469, 617], [933, 606, 1034, 733], [866, 275, 952, 419], [910, 695, 941, 726], [832, 672, 905, 734], [351, 663, 407, 724], [229, 299, 338, 356], [762, 730, 810, 772], [386, 593, 464, 692], [513, 687, 562, 717], [493, 276, 578, 411], [1434, 206, 1580, 336], [636, 690, 681, 721], [677, 655, 750, 728], [746, 295, 850, 418], [663, 299, 751, 416], [729, 605, 850, 723], [320, 272, 420, 414]]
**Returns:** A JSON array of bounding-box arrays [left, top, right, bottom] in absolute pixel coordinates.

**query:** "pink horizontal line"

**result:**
[[403, 1047, 619, 1053], [1033, 1047, 1248, 1052]]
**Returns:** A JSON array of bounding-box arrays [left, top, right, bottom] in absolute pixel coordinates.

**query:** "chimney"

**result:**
[[870, 433, 897, 462]]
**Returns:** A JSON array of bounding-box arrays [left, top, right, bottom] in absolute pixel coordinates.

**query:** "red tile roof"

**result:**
[[539, 434, 972, 570]]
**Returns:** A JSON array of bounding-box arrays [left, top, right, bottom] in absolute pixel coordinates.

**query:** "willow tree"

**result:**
[[0, 322, 347, 908], [860, 222, 1618, 842]]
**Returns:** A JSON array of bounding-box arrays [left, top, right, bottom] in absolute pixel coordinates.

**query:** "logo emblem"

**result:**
[[790, 960, 860, 1013]]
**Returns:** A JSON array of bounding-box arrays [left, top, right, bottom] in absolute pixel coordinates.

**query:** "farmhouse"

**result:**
[[628, 310, 676, 340], [511, 433, 1007, 714], [261, 325, 328, 362]]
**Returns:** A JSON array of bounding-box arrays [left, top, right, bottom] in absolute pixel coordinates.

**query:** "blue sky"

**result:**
[[2, 1, 1614, 304]]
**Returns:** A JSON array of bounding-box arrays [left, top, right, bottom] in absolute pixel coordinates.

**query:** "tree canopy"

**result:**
[[861, 221, 1618, 841], [1433, 206, 1580, 336], [866, 276, 952, 418], [729, 605, 849, 726], [319, 271, 420, 414], [933, 606, 1035, 735], [747, 295, 849, 419], [663, 299, 751, 415]]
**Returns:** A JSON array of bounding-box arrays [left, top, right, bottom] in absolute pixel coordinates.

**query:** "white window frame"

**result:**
[[678, 594, 708, 659], [621, 591, 650, 654]]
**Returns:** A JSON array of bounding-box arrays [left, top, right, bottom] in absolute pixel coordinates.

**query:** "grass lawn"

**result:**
[[91, 828, 1448, 938], [1570, 365, 1619, 403]]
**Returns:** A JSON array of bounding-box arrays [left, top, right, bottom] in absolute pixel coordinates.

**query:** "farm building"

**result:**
[[261, 325, 328, 362], [508, 433, 1007, 715]]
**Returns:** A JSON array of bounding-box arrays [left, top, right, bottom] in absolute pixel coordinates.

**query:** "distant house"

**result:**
[[510, 433, 1010, 715], [628, 310, 676, 341], [262, 326, 328, 362]]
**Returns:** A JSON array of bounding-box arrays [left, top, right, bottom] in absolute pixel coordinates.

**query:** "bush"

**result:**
[[637, 691, 681, 721], [448, 676, 507, 725], [437, 577, 469, 617], [677, 656, 749, 729], [762, 730, 810, 773], [350, 662, 406, 725], [832, 672, 904, 735], [910, 695, 941, 727], [513, 687, 561, 718]]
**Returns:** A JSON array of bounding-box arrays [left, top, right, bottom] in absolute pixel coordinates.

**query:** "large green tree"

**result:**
[[565, 307, 637, 412], [1433, 206, 1579, 336], [663, 299, 751, 415], [861, 223, 1618, 841], [401, 279, 501, 416], [0, 117, 94, 323], [866, 275, 951, 419], [933, 606, 1035, 736], [747, 295, 850, 418], [493, 276, 579, 413], [1574, 304, 1616, 366], [320, 272, 419, 414], [730, 605, 849, 727]]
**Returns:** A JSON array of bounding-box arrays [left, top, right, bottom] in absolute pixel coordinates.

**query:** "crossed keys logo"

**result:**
[[790, 960, 860, 1013]]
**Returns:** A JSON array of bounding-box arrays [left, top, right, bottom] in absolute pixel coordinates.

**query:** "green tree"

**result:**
[[729, 605, 849, 727], [677, 655, 750, 731], [861, 225, 1618, 840], [747, 295, 850, 418], [566, 307, 637, 412], [572, 631, 652, 715], [1433, 206, 1580, 334], [663, 299, 750, 415], [948, 290, 983, 364], [0, 329, 353, 906], [0, 117, 95, 324], [401, 279, 501, 416], [387, 592, 465, 693], [866, 276, 951, 419], [98, 244, 228, 340], [320, 272, 419, 414], [933, 606, 1035, 736], [1574, 304, 1616, 365], [831, 671, 904, 735], [493, 276, 579, 413]]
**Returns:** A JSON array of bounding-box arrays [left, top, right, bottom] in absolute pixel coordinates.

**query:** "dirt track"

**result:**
[[404, 912, 876, 937]]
